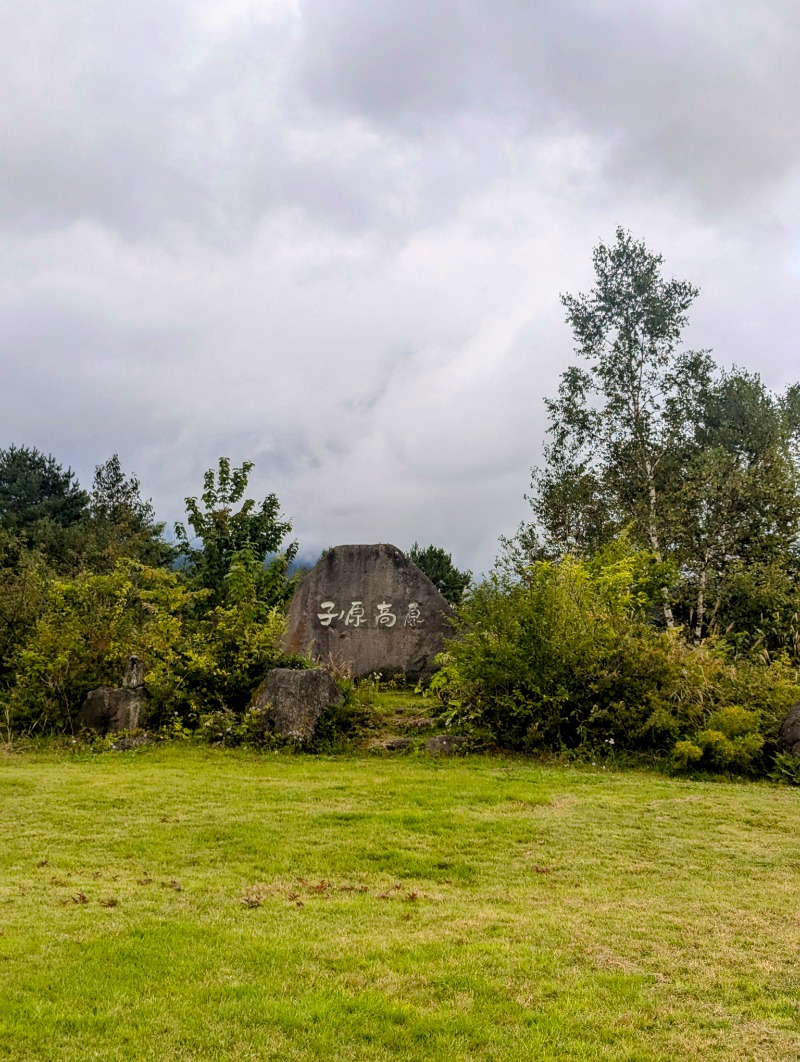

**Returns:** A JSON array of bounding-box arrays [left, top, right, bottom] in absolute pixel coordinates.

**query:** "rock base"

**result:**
[[425, 734, 470, 755], [253, 668, 343, 741], [79, 655, 148, 734], [80, 687, 147, 733]]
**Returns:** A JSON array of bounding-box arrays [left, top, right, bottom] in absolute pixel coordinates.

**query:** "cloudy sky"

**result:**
[[2, 0, 799, 572]]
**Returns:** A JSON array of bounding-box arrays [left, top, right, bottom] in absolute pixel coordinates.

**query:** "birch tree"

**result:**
[[525, 229, 800, 641], [531, 227, 712, 624]]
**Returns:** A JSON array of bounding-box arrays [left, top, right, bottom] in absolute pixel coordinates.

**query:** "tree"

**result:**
[[0, 534, 51, 696], [0, 445, 92, 572], [666, 371, 800, 642], [407, 543, 471, 605], [531, 228, 714, 623], [174, 458, 297, 605], [87, 455, 175, 569], [523, 228, 800, 643], [169, 546, 288, 720], [0, 445, 89, 541]]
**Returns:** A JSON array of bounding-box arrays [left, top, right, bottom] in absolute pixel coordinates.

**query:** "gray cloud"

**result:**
[[297, 0, 800, 206], [1, 0, 799, 573]]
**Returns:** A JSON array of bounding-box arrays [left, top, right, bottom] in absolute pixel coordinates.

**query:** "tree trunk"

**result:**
[[694, 565, 706, 644], [644, 458, 675, 628]]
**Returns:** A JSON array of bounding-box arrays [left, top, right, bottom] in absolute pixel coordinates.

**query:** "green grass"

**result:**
[[1, 744, 799, 1060], [354, 687, 439, 747]]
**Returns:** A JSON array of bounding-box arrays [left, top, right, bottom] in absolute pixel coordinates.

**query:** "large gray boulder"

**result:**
[[79, 656, 148, 733], [252, 668, 343, 741], [283, 543, 455, 681], [778, 702, 800, 757]]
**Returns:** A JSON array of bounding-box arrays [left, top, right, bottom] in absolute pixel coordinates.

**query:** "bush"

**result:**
[[672, 706, 764, 774], [310, 697, 378, 751], [6, 549, 295, 735], [8, 560, 195, 734], [197, 705, 275, 747], [667, 654, 800, 776], [436, 544, 682, 750], [434, 540, 800, 774]]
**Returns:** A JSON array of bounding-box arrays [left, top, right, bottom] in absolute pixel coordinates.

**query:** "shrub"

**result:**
[[197, 705, 276, 747], [434, 539, 800, 774], [8, 560, 195, 734], [672, 706, 765, 774], [6, 548, 295, 735], [435, 544, 682, 750]]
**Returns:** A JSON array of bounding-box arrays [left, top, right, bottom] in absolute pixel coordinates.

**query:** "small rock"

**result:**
[[80, 688, 147, 734], [382, 737, 413, 750], [110, 732, 155, 751], [79, 655, 148, 734], [425, 734, 469, 756]]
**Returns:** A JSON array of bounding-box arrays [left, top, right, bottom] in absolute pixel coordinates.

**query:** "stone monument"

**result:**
[[283, 543, 455, 681], [79, 655, 148, 733]]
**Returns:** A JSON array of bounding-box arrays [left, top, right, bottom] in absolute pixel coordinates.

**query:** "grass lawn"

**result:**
[[1, 743, 799, 1060]]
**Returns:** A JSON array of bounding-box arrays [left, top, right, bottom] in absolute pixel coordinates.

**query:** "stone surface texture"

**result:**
[[253, 667, 343, 741], [80, 688, 146, 732], [283, 543, 455, 680], [425, 734, 470, 755], [80, 655, 148, 733], [778, 702, 800, 757], [123, 655, 145, 689]]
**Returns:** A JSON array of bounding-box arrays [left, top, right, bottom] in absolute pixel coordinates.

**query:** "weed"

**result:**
[[770, 752, 800, 785]]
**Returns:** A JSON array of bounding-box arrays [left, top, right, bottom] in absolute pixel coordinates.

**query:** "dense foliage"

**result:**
[[2, 230, 799, 780], [433, 540, 800, 774], [519, 228, 800, 647], [438, 229, 800, 776], [407, 542, 471, 604], [174, 457, 297, 605], [0, 455, 298, 737]]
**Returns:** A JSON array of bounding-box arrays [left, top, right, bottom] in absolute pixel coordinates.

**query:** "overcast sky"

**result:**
[[2, 0, 799, 572]]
